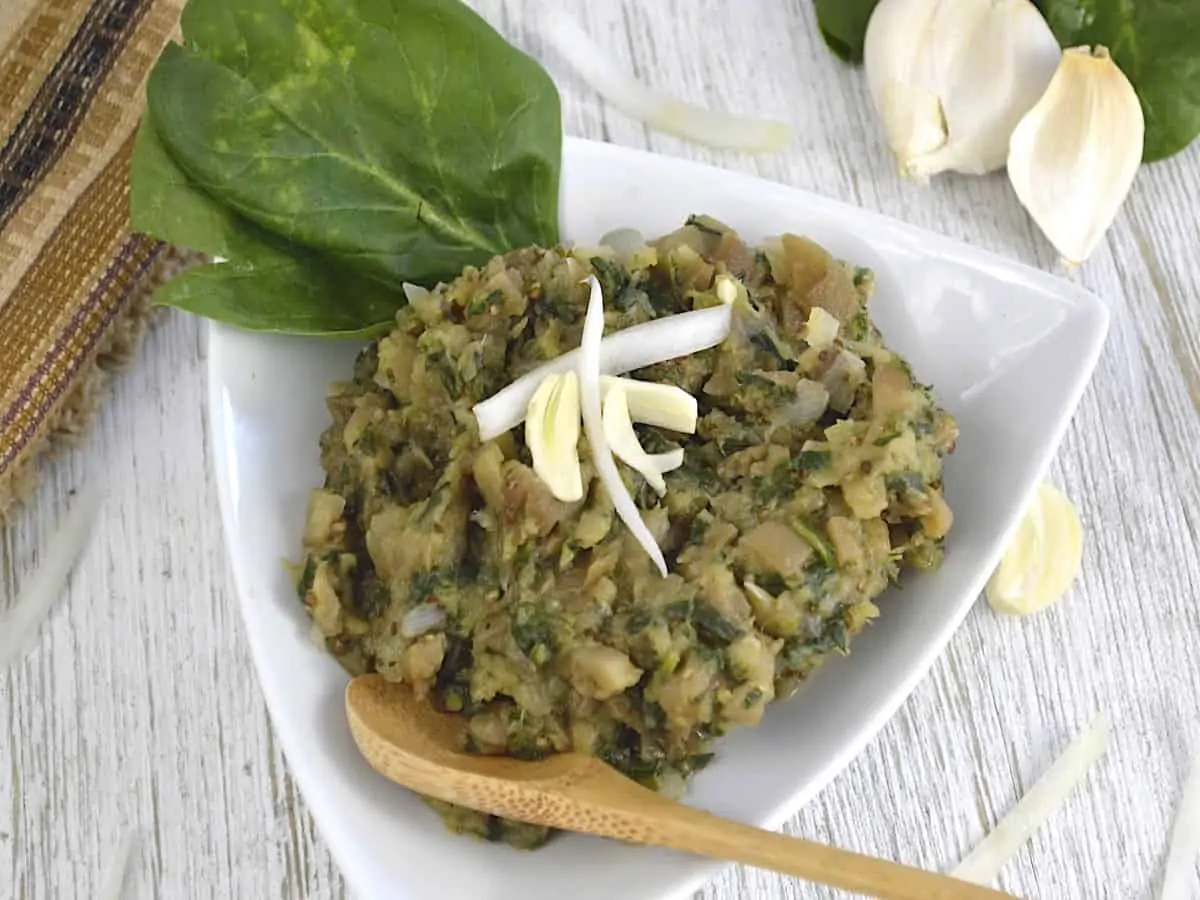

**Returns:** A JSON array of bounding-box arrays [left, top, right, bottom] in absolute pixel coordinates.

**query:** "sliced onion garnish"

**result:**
[[542, 11, 792, 154], [600, 376, 697, 433], [602, 385, 683, 497], [1160, 754, 1200, 900], [952, 712, 1111, 885], [474, 302, 730, 442], [98, 829, 137, 900], [0, 482, 102, 669], [578, 277, 667, 576]]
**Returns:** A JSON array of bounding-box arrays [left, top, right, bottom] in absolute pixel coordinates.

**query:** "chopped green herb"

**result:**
[[792, 519, 835, 569], [755, 572, 787, 595], [626, 608, 655, 634], [512, 608, 556, 657], [845, 308, 870, 342], [887, 472, 927, 496], [679, 752, 716, 776], [685, 214, 728, 236], [296, 556, 317, 597], [352, 574, 391, 619], [742, 687, 765, 709], [467, 289, 504, 316], [692, 600, 743, 646], [794, 449, 832, 471]]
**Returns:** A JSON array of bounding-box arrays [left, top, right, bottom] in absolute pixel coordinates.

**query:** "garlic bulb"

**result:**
[[1007, 46, 1145, 265], [986, 483, 1083, 616], [864, 0, 1061, 179]]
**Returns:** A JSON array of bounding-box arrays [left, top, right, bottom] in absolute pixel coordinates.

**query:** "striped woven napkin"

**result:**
[[0, 0, 189, 511]]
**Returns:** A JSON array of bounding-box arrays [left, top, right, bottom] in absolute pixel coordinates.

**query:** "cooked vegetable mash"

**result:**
[[298, 216, 957, 847]]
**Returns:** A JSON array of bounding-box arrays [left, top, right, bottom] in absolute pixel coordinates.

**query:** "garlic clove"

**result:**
[[864, 0, 949, 169], [525, 371, 584, 502], [865, 0, 1060, 180], [601, 385, 682, 497], [600, 375, 697, 434], [1007, 46, 1145, 265], [986, 483, 1083, 616]]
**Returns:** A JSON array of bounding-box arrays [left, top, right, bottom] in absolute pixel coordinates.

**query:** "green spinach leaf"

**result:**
[[131, 116, 397, 335], [813, 0, 880, 64], [147, 0, 561, 289], [1026, 1, 1200, 161]]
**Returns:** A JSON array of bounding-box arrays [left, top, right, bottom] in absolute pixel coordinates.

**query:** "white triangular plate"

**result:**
[[208, 137, 1108, 900]]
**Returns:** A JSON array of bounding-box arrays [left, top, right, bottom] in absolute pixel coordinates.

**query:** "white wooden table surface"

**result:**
[[4, 1, 1200, 898]]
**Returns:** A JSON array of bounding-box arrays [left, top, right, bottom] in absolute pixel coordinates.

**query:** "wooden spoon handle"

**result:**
[[643, 799, 1012, 900], [549, 770, 1015, 900]]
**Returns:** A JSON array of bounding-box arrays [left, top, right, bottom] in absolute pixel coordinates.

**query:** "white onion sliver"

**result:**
[[952, 711, 1111, 885], [474, 303, 730, 442], [542, 11, 792, 154], [0, 482, 103, 669], [601, 376, 697, 434], [1160, 753, 1200, 900], [603, 386, 670, 496], [98, 829, 137, 900], [578, 277, 667, 576], [653, 448, 685, 473]]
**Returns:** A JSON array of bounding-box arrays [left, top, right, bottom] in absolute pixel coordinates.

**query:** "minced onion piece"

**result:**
[[401, 604, 448, 639], [542, 11, 792, 154], [803, 306, 840, 349], [579, 277, 668, 576], [473, 303, 731, 442], [600, 376, 697, 434], [599, 227, 647, 261], [602, 385, 684, 497], [98, 829, 137, 900], [952, 711, 1111, 885], [0, 482, 102, 669], [821, 349, 867, 413], [788, 379, 831, 425], [1160, 753, 1200, 900], [401, 282, 431, 304]]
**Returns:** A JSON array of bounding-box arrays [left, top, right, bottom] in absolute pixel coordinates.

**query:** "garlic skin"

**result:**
[[1007, 46, 1145, 265], [986, 483, 1083, 616], [864, 0, 1061, 179]]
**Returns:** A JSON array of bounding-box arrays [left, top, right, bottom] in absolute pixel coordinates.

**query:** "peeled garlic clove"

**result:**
[[986, 483, 1083, 616], [525, 372, 584, 502], [600, 376, 697, 434], [1007, 46, 1145, 265], [602, 385, 681, 497], [864, 0, 1061, 179]]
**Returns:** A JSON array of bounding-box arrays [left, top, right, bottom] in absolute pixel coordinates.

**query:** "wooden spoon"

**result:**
[[346, 675, 1015, 900]]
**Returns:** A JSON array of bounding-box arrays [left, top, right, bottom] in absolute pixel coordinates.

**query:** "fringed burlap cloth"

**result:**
[[0, 0, 190, 512]]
